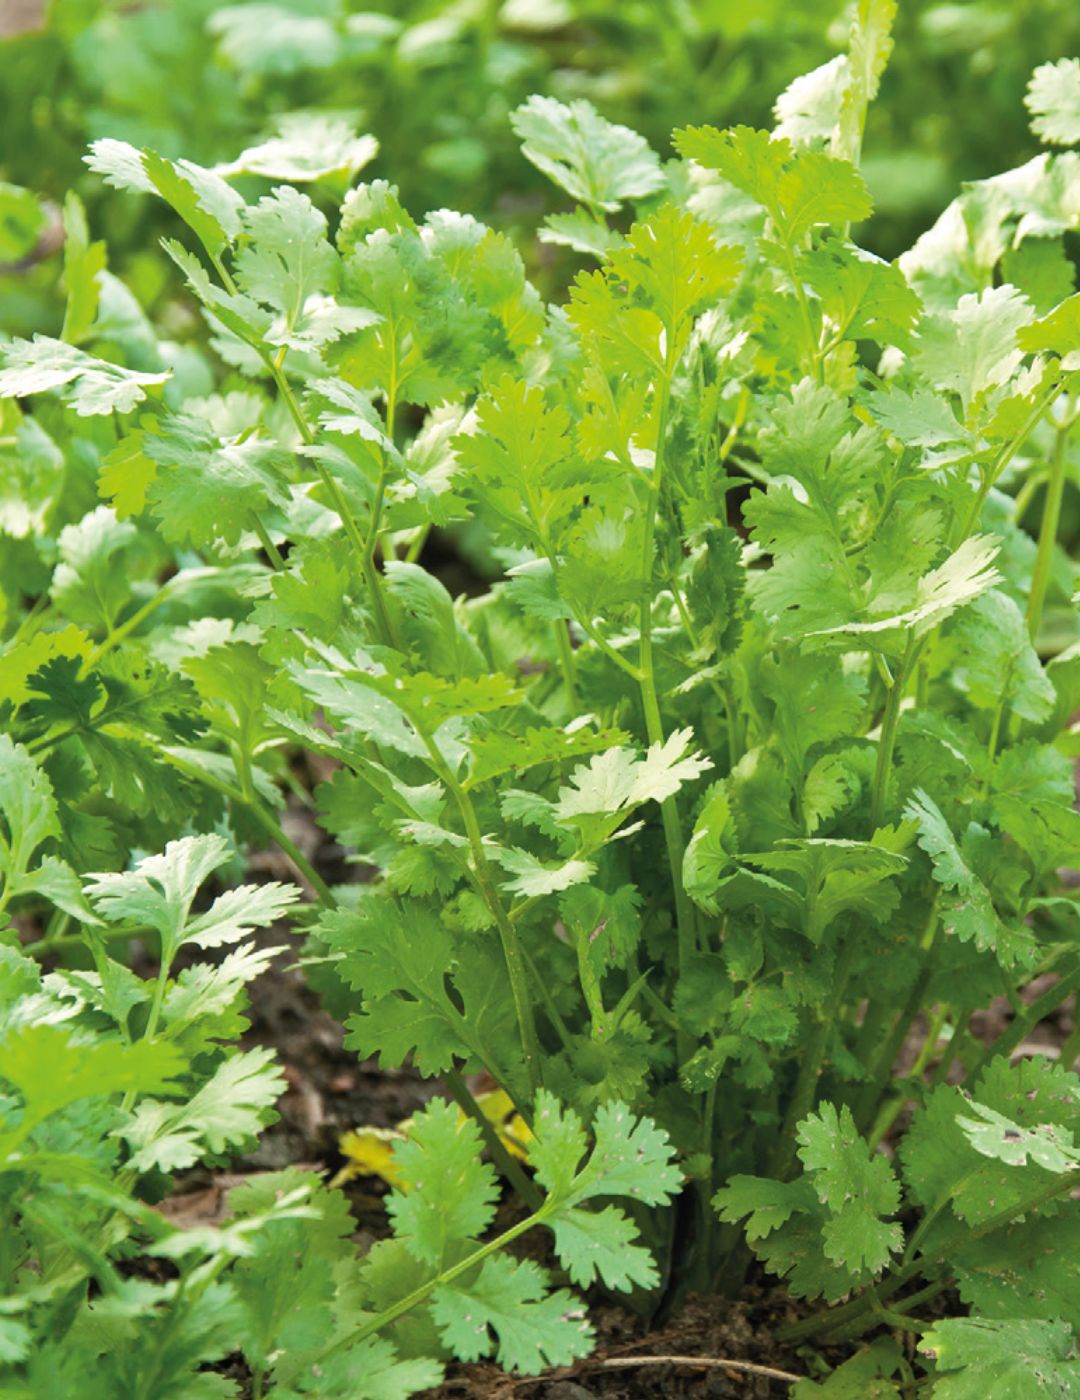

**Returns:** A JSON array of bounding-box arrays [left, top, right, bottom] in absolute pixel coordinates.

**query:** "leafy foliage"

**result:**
[[2, 10, 1080, 1397]]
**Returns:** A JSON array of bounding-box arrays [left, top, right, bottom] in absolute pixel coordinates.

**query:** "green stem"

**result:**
[[1058, 1019, 1080, 1074], [444, 1069, 542, 1211], [266, 356, 401, 650], [953, 377, 1063, 547], [323, 1198, 554, 1360], [85, 585, 176, 668], [637, 374, 696, 1064], [869, 635, 917, 831], [771, 938, 857, 1177], [422, 739, 541, 1101], [519, 942, 574, 1051], [250, 513, 285, 570], [967, 964, 1080, 1082], [781, 236, 821, 380], [553, 619, 577, 704], [1026, 408, 1071, 641], [162, 752, 334, 906]]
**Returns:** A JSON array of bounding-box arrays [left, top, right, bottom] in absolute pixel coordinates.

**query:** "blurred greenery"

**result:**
[[2, 0, 1079, 335]]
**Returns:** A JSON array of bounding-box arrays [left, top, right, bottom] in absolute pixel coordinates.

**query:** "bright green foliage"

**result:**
[[920, 1317, 1080, 1398], [717, 1105, 901, 1298], [1026, 59, 1080, 146], [0, 336, 169, 415], [2, 13, 1080, 1397]]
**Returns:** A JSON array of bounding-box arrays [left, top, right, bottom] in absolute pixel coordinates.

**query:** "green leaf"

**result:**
[[316, 901, 520, 1081], [387, 1098, 499, 1266], [912, 285, 1035, 414], [141, 413, 291, 549], [0, 736, 90, 922], [277, 1337, 442, 1399], [49, 506, 138, 634], [606, 206, 743, 335], [956, 1100, 1080, 1172], [954, 1214, 1080, 1332], [555, 730, 712, 829], [220, 113, 378, 183], [795, 1103, 903, 1275], [900, 1058, 1080, 1227], [530, 1092, 682, 1206], [0, 1024, 183, 1140], [430, 1253, 592, 1375], [791, 1339, 903, 1398], [808, 535, 1001, 644], [490, 846, 595, 898], [86, 836, 296, 965], [673, 125, 872, 243], [1017, 291, 1080, 370], [121, 1046, 284, 1171], [919, 1317, 1080, 1399], [234, 187, 341, 337], [904, 789, 1036, 967], [0, 336, 169, 415], [383, 561, 485, 680], [834, 0, 897, 162], [714, 1174, 811, 1241], [1026, 59, 1080, 147], [0, 181, 44, 262], [952, 590, 1056, 722], [511, 96, 664, 212], [86, 138, 245, 255]]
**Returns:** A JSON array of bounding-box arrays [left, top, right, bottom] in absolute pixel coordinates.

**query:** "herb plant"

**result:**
[[3, 2, 1080, 1393]]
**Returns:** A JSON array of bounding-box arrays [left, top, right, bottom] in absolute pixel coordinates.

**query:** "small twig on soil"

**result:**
[[594, 1355, 801, 1383], [510, 1353, 802, 1388]]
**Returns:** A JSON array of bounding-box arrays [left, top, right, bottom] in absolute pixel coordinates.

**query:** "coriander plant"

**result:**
[[2, 1, 1080, 1393]]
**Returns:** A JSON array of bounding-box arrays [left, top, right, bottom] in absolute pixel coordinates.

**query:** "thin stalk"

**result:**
[[637, 373, 697, 1063], [323, 1198, 555, 1360], [824, 1279, 946, 1346], [519, 942, 574, 1050], [929, 1011, 974, 1087], [27, 922, 156, 957], [855, 986, 926, 1136], [967, 964, 1080, 1081], [983, 699, 1005, 775], [421, 737, 541, 1100], [1058, 1018, 1080, 1073], [250, 513, 285, 570], [952, 376, 1063, 547], [1026, 408, 1071, 640], [869, 635, 917, 831], [770, 938, 857, 1178], [553, 619, 577, 704], [444, 1069, 542, 1211], [162, 751, 334, 906], [86, 586, 176, 668], [780, 237, 821, 381], [265, 354, 401, 649]]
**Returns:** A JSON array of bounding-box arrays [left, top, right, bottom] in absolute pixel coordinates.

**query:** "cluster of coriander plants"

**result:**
[[3, 0, 1080, 1393]]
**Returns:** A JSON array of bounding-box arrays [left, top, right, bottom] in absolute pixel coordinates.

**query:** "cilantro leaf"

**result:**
[[919, 1317, 1080, 1399], [796, 1103, 903, 1275], [511, 96, 664, 212], [430, 1254, 592, 1375], [0, 336, 169, 415], [387, 1099, 499, 1267], [1026, 59, 1080, 147]]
